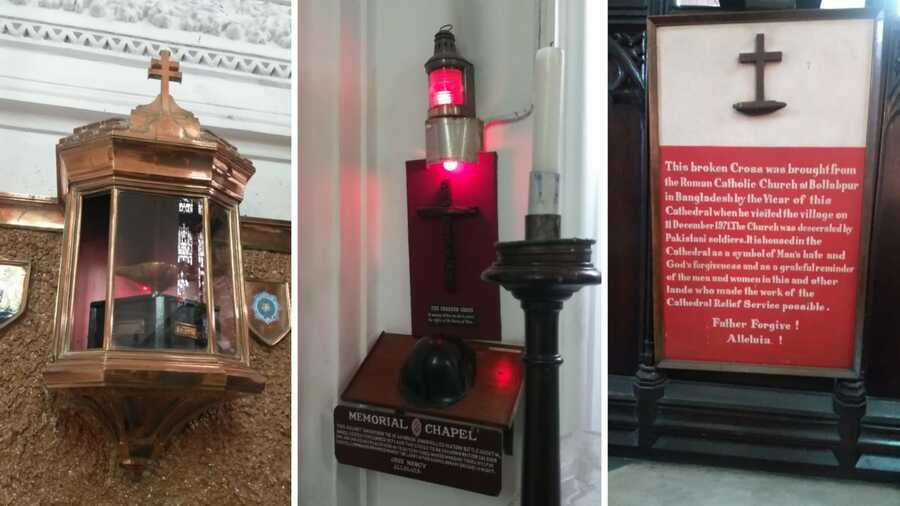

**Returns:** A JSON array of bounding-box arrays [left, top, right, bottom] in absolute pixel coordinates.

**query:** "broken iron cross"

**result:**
[[416, 180, 478, 290]]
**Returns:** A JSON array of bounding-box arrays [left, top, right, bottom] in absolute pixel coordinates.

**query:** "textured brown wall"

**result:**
[[0, 228, 291, 505]]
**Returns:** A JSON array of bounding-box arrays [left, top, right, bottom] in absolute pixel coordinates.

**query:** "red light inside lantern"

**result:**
[[443, 160, 458, 171], [428, 67, 465, 108]]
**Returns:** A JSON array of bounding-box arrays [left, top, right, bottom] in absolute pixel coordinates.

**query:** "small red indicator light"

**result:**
[[492, 360, 516, 390]]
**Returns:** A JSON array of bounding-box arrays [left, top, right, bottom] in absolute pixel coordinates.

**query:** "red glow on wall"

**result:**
[[427, 161, 477, 174], [491, 359, 517, 391], [428, 67, 464, 108]]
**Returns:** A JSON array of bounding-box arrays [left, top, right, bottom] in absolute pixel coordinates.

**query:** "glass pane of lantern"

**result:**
[[70, 192, 110, 352], [428, 67, 465, 108], [111, 191, 208, 351], [209, 203, 238, 355]]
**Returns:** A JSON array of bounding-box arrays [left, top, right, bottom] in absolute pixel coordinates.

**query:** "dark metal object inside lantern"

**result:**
[[44, 50, 264, 471], [425, 25, 483, 173], [399, 335, 476, 408]]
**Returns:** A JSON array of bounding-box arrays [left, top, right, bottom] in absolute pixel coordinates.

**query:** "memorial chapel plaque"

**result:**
[[648, 12, 882, 376], [334, 405, 503, 496]]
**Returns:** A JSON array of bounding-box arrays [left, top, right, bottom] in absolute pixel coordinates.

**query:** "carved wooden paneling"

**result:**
[[860, 18, 900, 398], [609, 20, 649, 375]]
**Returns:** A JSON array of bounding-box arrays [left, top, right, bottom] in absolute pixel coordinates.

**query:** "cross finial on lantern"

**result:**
[[148, 50, 182, 97]]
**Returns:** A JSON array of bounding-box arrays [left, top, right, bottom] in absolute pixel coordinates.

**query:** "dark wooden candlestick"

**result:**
[[482, 216, 600, 506]]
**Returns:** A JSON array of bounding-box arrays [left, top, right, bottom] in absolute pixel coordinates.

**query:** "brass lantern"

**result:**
[[44, 51, 265, 470], [425, 25, 482, 172]]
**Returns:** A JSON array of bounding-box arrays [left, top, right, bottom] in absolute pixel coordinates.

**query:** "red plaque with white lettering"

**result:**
[[658, 146, 865, 371], [649, 15, 881, 376]]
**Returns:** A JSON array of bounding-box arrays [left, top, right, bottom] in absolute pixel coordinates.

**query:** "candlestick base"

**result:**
[[481, 237, 600, 506], [483, 238, 599, 299]]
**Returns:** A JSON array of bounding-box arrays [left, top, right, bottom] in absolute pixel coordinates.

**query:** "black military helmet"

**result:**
[[399, 335, 475, 408]]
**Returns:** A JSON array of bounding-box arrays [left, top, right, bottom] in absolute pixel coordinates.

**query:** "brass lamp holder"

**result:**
[[46, 355, 263, 470]]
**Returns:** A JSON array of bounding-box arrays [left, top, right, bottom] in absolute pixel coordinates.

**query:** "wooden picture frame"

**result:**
[[647, 9, 885, 377]]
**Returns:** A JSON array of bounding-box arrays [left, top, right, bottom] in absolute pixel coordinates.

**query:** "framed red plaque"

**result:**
[[648, 10, 884, 377]]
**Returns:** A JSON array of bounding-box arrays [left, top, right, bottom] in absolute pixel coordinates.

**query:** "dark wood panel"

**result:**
[[610, 373, 900, 481], [862, 32, 900, 398], [608, 103, 644, 376], [239, 216, 291, 253]]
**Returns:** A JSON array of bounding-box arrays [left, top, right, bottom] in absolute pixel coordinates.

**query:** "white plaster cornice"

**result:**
[[0, 0, 291, 79]]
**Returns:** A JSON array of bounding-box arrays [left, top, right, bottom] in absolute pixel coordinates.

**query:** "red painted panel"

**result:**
[[658, 145, 866, 369], [406, 152, 501, 341]]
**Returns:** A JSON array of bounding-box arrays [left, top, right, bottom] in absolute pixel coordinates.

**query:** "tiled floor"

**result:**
[[608, 459, 900, 506]]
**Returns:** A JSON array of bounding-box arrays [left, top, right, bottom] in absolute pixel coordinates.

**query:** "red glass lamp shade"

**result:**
[[428, 67, 465, 108], [424, 27, 481, 169]]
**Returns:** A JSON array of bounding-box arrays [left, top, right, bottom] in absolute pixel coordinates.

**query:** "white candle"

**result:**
[[529, 46, 564, 215], [532, 46, 564, 174]]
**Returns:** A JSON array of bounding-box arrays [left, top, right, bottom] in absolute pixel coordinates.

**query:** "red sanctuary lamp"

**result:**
[[43, 51, 264, 471], [425, 25, 482, 174]]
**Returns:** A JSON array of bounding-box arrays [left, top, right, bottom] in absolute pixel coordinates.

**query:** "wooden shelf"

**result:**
[[341, 332, 523, 429]]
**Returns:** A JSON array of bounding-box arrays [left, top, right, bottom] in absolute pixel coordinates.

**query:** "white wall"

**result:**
[[300, 1, 597, 504], [0, 1, 291, 220], [299, 0, 374, 503]]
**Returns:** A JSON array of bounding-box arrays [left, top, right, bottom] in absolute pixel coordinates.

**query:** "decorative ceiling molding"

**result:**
[[0, 0, 291, 79], [5, 0, 291, 47]]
